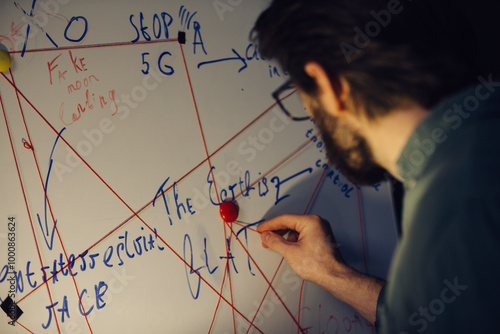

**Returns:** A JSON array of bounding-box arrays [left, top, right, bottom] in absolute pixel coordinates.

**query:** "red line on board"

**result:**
[[178, 43, 240, 333], [8, 38, 179, 55], [3, 37, 289, 239], [223, 134, 322, 332], [8, 69, 94, 334], [355, 188, 373, 334], [208, 254, 236, 334], [245, 257, 284, 334], [357, 187, 374, 334], [209, 91, 292, 160], [206, 129, 312, 333], [226, 227, 237, 333], [355, 187, 369, 274], [227, 136, 321, 333], [0, 87, 62, 334], [297, 280, 307, 334], [233, 135, 317, 204], [0, 38, 338, 333], [215, 132, 320, 332], [13, 319, 35, 334], [145, 218, 266, 332], [226, 221, 304, 332], [297, 167, 328, 332], [14, 155, 209, 305], [138, 218, 265, 333], [1, 69, 261, 332], [180, 76, 308, 331], [303, 167, 328, 214], [2, 44, 262, 333], [0, 68, 309, 334], [178, 44, 221, 204], [245, 167, 327, 334]]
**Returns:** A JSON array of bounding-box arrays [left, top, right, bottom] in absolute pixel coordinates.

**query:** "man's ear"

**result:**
[[304, 62, 349, 116]]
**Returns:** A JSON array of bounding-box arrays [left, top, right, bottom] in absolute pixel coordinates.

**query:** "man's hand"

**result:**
[[257, 214, 348, 285], [257, 214, 384, 324]]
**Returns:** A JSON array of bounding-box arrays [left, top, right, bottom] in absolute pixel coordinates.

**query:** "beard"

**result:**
[[311, 103, 387, 186]]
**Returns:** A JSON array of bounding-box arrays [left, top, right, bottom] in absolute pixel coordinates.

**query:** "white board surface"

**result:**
[[0, 1, 398, 333]]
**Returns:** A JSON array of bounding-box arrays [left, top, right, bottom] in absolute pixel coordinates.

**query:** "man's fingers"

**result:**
[[260, 231, 290, 256], [257, 214, 309, 234]]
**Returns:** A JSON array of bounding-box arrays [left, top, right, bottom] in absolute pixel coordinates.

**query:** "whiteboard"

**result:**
[[0, 1, 398, 333]]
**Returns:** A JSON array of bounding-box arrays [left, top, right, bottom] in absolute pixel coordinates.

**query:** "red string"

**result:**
[[0, 68, 313, 334], [297, 167, 328, 332], [356, 186, 374, 334], [229, 135, 320, 333], [15, 160, 210, 304], [226, 216, 303, 332], [2, 44, 258, 333], [0, 72, 261, 333], [355, 187, 369, 274], [297, 280, 306, 334], [207, 256, 231, 333], [178, 43, 242, 332], [8, 38, 178, 55], [142, 220, 263, 332], [0, 39, 353, 334], [224, 224, 237, 333], [219, 130, 324, 333], [307, 168, 327, 212], [245, 257, 285, 334], [206, 138, 324, 333], [9, 68, 94, 333], [234, 137, 316, 203], [0, 84, 62, 334], [209, 90, 296, 160], [13, 320, 35, 334], [178, 44, 220, 206], [226, 151, 324, 333]]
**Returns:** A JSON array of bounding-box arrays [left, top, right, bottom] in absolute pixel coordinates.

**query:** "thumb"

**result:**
[[261, 231, 289, 256]]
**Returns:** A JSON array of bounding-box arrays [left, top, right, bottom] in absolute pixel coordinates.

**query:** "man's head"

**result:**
[[253, 0, 475, 184], [303, 78, 388, 185]]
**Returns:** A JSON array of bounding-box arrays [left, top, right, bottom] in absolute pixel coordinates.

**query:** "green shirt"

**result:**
[[376, 77, 500, 333]]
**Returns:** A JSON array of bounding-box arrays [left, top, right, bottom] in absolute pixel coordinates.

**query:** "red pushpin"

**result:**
[[219, 200, 239, 223]]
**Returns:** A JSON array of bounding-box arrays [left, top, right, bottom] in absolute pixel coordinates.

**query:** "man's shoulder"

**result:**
[[380, 90, 500, 333], [402, 107, 500, 246], [404, 80, 500, 214]]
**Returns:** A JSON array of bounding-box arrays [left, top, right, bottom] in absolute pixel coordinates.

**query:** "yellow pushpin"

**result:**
[[0, 49, 12, 72]]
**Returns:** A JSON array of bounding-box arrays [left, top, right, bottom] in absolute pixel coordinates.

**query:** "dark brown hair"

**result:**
[[252, 0, 477, 118]]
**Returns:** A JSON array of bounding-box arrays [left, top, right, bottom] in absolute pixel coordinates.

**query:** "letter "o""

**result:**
[[65, 16, 88, 43]]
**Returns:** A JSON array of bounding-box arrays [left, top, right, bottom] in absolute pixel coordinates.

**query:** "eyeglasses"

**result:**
[[272, 79, 311, 121]]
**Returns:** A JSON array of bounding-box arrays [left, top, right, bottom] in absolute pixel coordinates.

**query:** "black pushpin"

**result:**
[[178, 31, 186, 44], [1, 296, 23, 321]]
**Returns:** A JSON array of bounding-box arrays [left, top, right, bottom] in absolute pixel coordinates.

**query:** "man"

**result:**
[[252, 0, 500, 333]]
